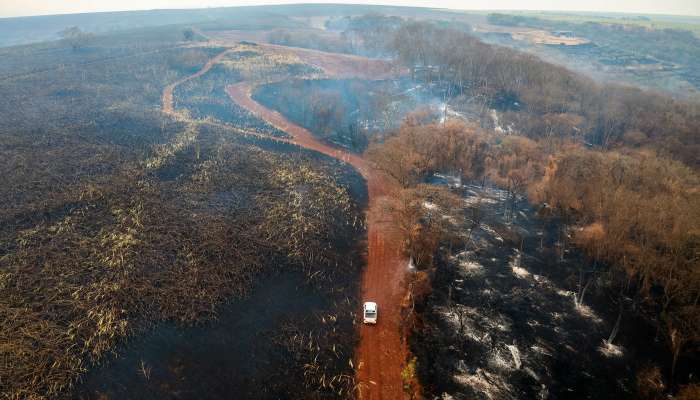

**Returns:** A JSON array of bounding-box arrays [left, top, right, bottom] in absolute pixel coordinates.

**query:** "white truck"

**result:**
[[363, 301, 378, 324]]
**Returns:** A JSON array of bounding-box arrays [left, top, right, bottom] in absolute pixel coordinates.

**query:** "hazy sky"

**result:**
[[1, 0, 699, 18]]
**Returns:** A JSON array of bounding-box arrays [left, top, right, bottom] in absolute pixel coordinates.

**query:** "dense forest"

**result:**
[[392, 21, 699, 167]]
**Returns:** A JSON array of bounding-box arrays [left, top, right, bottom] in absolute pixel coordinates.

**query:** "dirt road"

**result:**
[[227, 83, 409, 400], [161, 43, 409, 399]]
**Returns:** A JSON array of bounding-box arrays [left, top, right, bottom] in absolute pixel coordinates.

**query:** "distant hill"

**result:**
[[0, 4, 464, 48]]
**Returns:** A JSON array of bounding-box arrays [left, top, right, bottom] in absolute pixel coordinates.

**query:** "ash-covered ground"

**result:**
[[411, 177, 668, 400]]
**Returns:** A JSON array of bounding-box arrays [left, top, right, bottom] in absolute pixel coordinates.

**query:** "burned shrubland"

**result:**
[[364, 115, 699, 398], [0, 29, 366, 399]]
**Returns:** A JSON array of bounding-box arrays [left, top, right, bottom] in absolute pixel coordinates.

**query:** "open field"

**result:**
[[509, 30, 589, 45], [480, 13, 700, 99]]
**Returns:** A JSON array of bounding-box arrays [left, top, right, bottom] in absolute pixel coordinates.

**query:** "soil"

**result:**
[[227, 81, 409, 400], [207, 31, 397, 81]]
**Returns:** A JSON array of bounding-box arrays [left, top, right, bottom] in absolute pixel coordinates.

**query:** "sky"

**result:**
[[1, 0, 699, 18]]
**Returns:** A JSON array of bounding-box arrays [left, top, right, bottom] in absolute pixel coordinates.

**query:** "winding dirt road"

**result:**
[[163, 43, 409, 399], [227, 82, 408, 400]]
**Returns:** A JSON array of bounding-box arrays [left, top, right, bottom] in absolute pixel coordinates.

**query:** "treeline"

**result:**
[[325, 14, 404, 56], [267, 15, 404, 57], [306, 16, 698, 169], [382, 21, 700, 169], [367, 118, 700, 394]]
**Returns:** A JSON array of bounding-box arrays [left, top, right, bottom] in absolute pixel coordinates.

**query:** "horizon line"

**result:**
[[1, 3, 698, 20]]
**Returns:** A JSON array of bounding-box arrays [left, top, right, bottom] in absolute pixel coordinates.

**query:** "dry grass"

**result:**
[[0, 38, 365, 399], [218, 44, 322, 83], [0, 123, 359, 400], [274, 311, 358, 399]]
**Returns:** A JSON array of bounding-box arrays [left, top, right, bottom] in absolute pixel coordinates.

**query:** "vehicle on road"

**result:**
[[363, 301, 378, 324]]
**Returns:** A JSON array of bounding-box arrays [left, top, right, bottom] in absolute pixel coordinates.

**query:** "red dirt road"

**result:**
[[226, 82, 409, 400], [161, 42, 409, 399]]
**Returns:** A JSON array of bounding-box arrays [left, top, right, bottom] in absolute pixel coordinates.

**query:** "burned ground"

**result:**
[[411, 181, 675, 399], [0, 30, 367, 399], [172, 45, 322, 138], [73, 130, 368, 400]]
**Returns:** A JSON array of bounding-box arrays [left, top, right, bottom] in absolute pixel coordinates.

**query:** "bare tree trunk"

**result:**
[[576, 271, 592, 307], [558, 224, 567, 262], [671, 344, 681, 382], [606, 307, 622, 345], [668, 326, 684, 382]]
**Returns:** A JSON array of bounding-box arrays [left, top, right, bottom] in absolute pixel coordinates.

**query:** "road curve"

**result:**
[[226, 82, 409, 400], [160, 44, 410, 399]]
